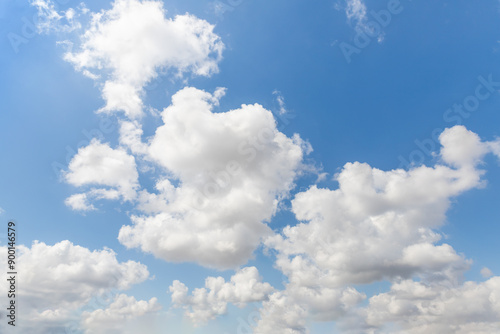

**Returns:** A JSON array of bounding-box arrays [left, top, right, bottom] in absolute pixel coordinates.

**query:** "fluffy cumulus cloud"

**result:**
[[81, 294, 161, 334], [252, 126, 500, 333], [64, 0, 224, 118], [169, 267, 273, 325], [364, 277, 500, 334], [118, 87, 309, 269], [65, 139, 139, 210], [49, 0, 307, 270], [253, 291, 309, 334], [439, 125, 491, 167], [0, 241, 150, 333], [65, 192, 96, 211]]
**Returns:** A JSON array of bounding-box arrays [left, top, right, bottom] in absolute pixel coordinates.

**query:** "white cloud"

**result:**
[[363, 277, 500, 333], [118, 87, 309, 269], [254, 292, 309, 334], [486, 136, 500, 160], [273, 90, 288, 115], [0, 241, 150, 333], [64, 0, 224, 118], [254, 126, 500, 332], [169, 267, 273, 325], [345, 0, 367, 26], [82, 294, 161, 334], [65, 139, 139, 208], [119, 120, 149, 155], [30, 0, 84, 33], [65, 193, 96, 211], [439, 125, 490, 167], [344, 0, 385, 43], [482, 267, 494, 279], [267, 161, 478, 289]]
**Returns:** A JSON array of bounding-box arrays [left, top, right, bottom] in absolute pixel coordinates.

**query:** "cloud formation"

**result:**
[[253, 126, 500, 333], [64, 0, 224, 118], [0, 241, 150, 333], [364, 277, 500, 333], [119, 87, 309, 269], [82, 294, 161, 334], [345, 0, 368, 28], [169, 267, 273, 325], [27, 0, 500, 331], [64, 139, 139, 209], [30, 0, 85, 33], [344, 0, 385, 43]]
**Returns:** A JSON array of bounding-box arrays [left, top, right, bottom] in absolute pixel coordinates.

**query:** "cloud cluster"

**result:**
[[169, 267, 273, 325], [345, 0, 368, 28], [118, 87, 309, 269], [30, 0, 500, 331], [363, 277, 500, 334], [0, 241, 151, 333], [343, 0, 385, 43], [253, 126, 500, 333], [64, 0, 224, 118], [30, 0, 85, 33], [57, 0, 308, 271]]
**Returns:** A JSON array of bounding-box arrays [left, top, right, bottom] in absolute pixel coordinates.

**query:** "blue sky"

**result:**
[[2, 0, 500, 333]]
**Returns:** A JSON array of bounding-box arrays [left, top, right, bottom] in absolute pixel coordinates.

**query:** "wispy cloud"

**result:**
[[345, 0, 368, 28], [344, 0, 385, 42]]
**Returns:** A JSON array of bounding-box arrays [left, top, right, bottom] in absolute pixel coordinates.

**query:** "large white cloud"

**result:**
[[0, 241, 150, 333], [169, 266, 273, 325], [254, 126, 500, 333], [64, 0, 224, 118], [118, 87, 310, 269]]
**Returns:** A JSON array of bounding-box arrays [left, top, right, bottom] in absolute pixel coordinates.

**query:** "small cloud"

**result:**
[[0, 207, 4, 215], [344, 0, 385, 44], [30, 0, 84, 34], [316, 172, 329, 183], [481, 267, 494, 278], [345, 0, 368, 27], [273, 90, 288, 115], [65, 193, 95, 212]]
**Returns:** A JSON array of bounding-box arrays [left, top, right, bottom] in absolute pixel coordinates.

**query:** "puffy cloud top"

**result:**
[[119, 87, 309, 269], [64, 0, 224, 118], [0, 241, 150, 333], [170, 267, 273, 325], [64, 139, 139, 210]]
